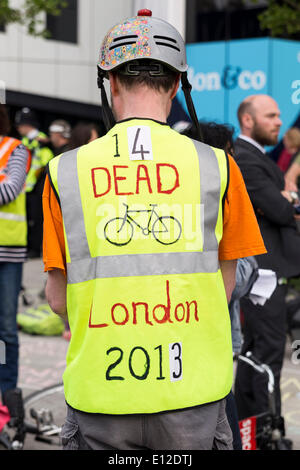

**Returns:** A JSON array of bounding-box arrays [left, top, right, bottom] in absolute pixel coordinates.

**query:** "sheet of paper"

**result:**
[[249, 293, 268, 306], [249, 269, 277, 306]]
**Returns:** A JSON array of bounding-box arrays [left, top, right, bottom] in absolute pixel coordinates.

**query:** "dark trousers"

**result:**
[[26, 173, 45, 256], [226, 391, 242, 450], [234, 284, 287, 420], [0, 262, 23, 396]]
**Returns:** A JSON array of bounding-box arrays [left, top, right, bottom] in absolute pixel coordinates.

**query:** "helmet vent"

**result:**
[[109, 40, 137, 51], [113, 35, 138, 43], [154, 35, 178, 44], [155, 41, 180, 52], [153, 35, 180, 51]]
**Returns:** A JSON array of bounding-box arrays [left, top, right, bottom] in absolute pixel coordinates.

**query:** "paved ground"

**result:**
[[5, 258, 300, 450]]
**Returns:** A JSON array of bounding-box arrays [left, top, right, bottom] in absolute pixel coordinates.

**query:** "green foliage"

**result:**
[[251, 0, 300, 38], [0, 0, 22, 24], [0, 0, 68, 37]]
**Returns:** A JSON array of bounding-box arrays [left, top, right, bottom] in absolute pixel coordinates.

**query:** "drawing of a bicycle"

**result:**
[[104, 203, 182, 246]]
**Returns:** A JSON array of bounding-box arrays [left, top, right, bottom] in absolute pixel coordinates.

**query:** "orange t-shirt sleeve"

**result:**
[[42, 174, 66, 273], [219, 155, 267, 261]]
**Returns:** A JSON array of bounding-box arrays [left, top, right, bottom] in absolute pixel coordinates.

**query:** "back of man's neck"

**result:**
[[117, 111, 167, 123]]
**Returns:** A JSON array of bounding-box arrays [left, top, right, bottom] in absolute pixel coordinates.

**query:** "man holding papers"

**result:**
[[234, 95, 300, 420]]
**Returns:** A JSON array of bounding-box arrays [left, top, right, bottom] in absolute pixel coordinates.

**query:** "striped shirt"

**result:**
[[0, 143, 29, 263]]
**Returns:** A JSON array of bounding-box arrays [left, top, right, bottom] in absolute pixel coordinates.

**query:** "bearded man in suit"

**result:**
[[234, 95, 300, 420]]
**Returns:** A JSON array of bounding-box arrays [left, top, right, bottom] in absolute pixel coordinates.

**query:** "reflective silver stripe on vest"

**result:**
[[0, 138, 14, 160], [57, 142, 223, 284], [57, 149, 91, 261], [192, 139, 220, 252], [66, 251, 219, 284], [0, 212, 26, 222]]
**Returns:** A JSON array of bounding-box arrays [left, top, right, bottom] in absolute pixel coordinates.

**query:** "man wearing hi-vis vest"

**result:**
[[42, 10, 266, 450], [15, 107, 54, 258], [0, 104, 30, 400]]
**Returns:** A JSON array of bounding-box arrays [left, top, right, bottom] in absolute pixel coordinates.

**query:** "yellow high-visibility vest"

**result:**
[[0, 137, 28, 247], [22, 132, 53, 192], [48, 119, 233, 414]]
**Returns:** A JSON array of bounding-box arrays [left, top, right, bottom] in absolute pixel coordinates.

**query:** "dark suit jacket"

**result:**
[[234, 137, 300, 279]]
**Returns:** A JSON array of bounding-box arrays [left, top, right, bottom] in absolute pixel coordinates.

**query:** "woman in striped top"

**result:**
[[0, 104, 30, 400]]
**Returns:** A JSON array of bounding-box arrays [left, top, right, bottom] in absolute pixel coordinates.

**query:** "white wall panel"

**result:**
[[0, 60, 19, 91], [21, 61, 57, 97], [56, 63, 91, 102], [0, 25, 20, 60]]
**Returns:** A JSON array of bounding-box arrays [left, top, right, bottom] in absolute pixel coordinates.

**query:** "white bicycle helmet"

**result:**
[[97, 9, 202, 140], [98, 9, 187, 74]]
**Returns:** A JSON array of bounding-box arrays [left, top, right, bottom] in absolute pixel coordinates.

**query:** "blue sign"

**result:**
[[271, 39, 300, 138], [185, 41, 226, 123], [177, 38, 300, 140]]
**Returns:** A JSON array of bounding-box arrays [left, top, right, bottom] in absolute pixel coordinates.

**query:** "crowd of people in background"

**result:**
[[0, 104, 102, 408], [13, 107, 101, 258]]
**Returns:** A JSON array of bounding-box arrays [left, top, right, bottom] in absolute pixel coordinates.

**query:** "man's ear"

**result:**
[[170, 74, 181, 100], [108, 73, 119, 97], [241, 112, 254, 132]]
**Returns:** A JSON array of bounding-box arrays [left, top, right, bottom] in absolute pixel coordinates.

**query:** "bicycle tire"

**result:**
[[23, 382, 64, 407], [23, 383, 65, 440], [104, 217, 133, 246], [152, 216, 182, 245]]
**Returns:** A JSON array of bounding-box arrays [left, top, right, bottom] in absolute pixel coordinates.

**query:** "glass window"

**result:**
[[46, 0, 78, 44], [186, 0, 269, 43]]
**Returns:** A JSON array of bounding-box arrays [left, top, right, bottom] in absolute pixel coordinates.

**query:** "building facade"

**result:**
[[0, 0, 298, 142], [0, 0, 186, 134]]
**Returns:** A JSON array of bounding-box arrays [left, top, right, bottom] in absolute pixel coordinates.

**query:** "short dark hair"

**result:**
[[0, 104, 11, 136], [182, 121, 235, 155], [68, 122, 99, 150], [112, 61, 179, 93]]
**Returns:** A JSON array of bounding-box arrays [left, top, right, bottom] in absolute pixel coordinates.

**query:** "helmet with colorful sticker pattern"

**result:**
[[98, 10, 187, 74]]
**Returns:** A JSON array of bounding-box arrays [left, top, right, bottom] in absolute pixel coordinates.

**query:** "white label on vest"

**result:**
[[127, 126, 153, 161], [169, 342, 183, 382]]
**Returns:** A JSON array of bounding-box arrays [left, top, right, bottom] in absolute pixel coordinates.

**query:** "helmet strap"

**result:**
[[97, 68, 201, 139], [181, 72, 203, 143], [97, 67, 116, 132]]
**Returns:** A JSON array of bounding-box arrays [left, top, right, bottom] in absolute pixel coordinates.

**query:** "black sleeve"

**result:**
[[238, 159, 295, 226], [46, 163, 60, 207], [222, 151, 230, 211]]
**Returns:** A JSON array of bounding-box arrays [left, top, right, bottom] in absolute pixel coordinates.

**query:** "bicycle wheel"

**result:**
[[104, 217, 134, 246], [152, 216, 182, 245], [23, 383, 65, 443]]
